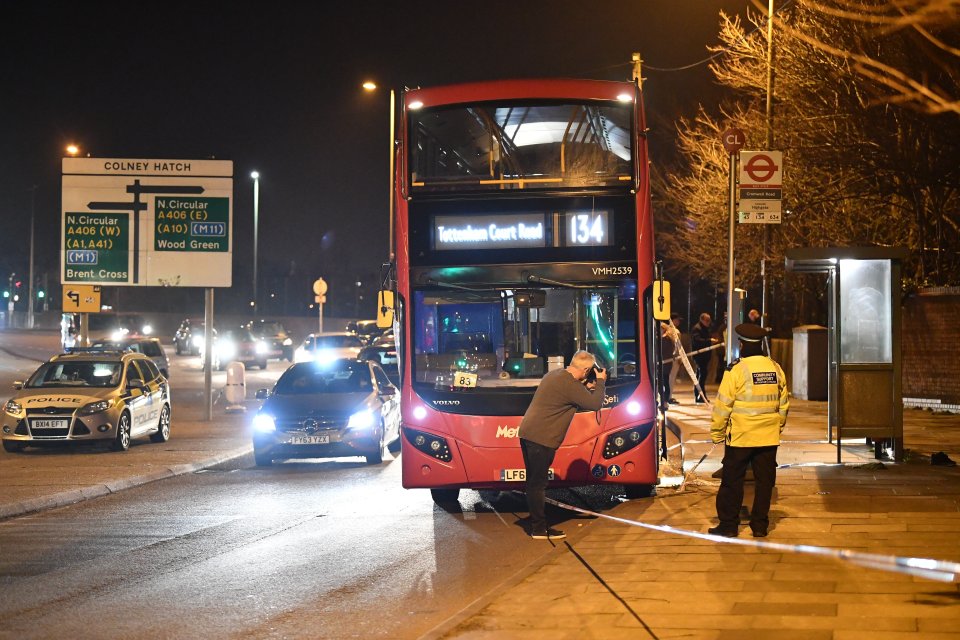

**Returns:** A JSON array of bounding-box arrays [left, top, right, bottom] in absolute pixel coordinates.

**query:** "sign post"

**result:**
[[313, 278, 328, 334], [722, 128, 745, 366]]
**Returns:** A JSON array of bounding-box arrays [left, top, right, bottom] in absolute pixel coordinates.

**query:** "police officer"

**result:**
[[708, 323, 790, 538]]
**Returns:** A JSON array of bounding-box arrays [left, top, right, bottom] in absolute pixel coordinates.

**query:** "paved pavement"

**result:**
[[427, 383, 960, 639], [3, 362, 959, 638]]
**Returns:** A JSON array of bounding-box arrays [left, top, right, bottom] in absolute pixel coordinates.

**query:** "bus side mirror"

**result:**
[[652, 280, 671, 321], [376, 290, 395, 329]]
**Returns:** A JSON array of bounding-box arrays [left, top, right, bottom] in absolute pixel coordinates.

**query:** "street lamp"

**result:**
[[66, 144, 79, 156], [362, 81, 396, 262], [251, 171, 260, 314], [27, 186, 37, 329]]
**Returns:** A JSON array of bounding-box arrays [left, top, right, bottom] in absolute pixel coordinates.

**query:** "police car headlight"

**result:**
[[4, 399, 23, 416], [255, 341, 269, 355], [253, 414, 276, 433], [78, 399, 116, 416], [282, 338, 293, 346], [142, 324, 153, 335]]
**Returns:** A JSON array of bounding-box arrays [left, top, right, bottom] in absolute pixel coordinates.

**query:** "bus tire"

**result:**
[[624, 484, 656, 499], [430, 488, 460, 505]]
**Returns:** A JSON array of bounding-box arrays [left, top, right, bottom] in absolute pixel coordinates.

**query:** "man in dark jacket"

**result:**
[[518, 350, 606, 540], [690, 313, 716, 403]]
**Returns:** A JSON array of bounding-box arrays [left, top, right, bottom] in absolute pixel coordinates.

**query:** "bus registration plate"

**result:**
[[289, 435, 330, 445], [500, 468, 555, 481]]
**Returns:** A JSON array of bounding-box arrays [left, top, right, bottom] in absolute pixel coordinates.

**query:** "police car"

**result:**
[[1, 350, 171, 453]]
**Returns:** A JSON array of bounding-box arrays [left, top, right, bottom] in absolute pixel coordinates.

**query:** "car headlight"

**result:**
[[4, 399, 23, 416], [192, 336, 204, 347], [142, 324, 153, 335], [78, 399, 116, 416], [347, 409, 375, 431], [253, 414, 276, 433], [255, 341, 269, 355], [110, 330, 126, 341], [282, 338, 293, 346], [217, 341, 237, 359], [314, 349, 337, 365]]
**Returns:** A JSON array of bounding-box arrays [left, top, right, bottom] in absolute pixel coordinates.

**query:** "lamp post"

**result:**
[[362, 81, 396, 262], [251, 171, 260, 315], [27, 185, 37, 329]]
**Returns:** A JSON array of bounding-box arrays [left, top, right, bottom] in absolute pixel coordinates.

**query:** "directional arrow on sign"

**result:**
[[87, 181, 207, 283], [67, 290, 80, 306]]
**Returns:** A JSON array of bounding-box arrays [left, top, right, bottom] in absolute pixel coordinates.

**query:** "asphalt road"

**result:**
[[0, 331, 568, 639]]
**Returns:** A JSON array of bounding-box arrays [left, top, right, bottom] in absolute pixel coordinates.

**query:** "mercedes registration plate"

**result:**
[[289, 435, 330, 445]]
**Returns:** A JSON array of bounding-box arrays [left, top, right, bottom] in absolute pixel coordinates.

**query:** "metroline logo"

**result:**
[[495, 425, 519, 438]]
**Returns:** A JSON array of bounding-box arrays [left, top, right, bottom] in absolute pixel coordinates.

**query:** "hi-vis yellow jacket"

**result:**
[[711, 355, 790, 447]]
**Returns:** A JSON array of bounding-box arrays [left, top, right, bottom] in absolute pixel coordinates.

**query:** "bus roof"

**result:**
[[403, 78, 638, 110]]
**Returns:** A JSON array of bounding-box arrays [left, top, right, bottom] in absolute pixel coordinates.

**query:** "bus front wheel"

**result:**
[[430, 488, 460, 505], [624, 484, 656, 499]]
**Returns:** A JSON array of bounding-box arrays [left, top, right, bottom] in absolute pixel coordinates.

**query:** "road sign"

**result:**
[[721, 128, 746, 155], [62, 284, 101, 313], [738, 151, 783, 224], [313, 278, 328, 295], [61, 158, 234, 287]]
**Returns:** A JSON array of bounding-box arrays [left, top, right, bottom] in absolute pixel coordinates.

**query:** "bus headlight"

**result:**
[[602, 422, 654, 459], [404, 427, 452, 462]]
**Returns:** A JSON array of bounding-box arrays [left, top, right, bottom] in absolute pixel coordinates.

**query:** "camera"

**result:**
[[585, 364, 601, 383]]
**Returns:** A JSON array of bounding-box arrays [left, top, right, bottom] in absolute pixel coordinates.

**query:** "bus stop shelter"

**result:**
[[785, 247, 908, 462]]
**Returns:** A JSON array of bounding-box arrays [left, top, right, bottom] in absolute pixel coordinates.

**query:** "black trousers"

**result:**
[[716, 444, 778, 532], [657, 362, 671, 410], [694, 356, 711, 402], [520, 438, 557, 533]]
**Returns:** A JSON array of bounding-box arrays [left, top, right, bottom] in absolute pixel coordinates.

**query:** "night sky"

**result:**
[[1, 1, 751, 318]]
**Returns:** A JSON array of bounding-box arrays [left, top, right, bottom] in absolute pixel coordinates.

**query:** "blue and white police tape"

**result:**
[[544, 496, 960, 582]]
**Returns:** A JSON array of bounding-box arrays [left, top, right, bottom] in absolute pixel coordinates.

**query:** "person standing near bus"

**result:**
[[708, 323, 790, 538], [518, 350, 606, 540], [690, 313, 716, 403]]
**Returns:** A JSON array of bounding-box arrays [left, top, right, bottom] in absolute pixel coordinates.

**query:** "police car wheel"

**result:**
[[2, 440, 25, 453], [150, 405, 171, 443], [111, 412, 132, 451]]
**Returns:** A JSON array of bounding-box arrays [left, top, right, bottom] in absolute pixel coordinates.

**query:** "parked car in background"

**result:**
[[89, 337, 171, 379], [293, 332, 363, 363], [346, 320, 386, 345], [1, 350, 171, 453], [358, 343, 399, 386], [251, 358, 400, 466], [245, 320, 294, 361], [173, 318, 206, 356], [200, 327, 268, 371]]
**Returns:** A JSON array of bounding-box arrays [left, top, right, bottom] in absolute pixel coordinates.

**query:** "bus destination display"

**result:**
[[433, 211, 611, 251]]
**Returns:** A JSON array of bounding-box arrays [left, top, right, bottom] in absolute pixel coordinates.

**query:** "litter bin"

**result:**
[[792, 325, 827, 401]]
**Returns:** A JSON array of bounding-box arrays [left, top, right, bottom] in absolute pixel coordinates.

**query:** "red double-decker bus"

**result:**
[[387, 78, 660, 504]]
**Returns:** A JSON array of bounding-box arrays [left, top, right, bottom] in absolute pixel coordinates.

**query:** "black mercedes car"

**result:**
[[251, 358, 400, 466]]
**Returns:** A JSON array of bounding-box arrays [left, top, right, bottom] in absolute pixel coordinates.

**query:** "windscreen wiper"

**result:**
[[424, 278, 490, 292], [526, 274, 594, 289]]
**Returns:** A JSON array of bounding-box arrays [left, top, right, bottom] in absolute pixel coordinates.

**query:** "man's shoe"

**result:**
[[751, 529, 768, 538], [707, 526, 738, 538], [530, 527, 566, 540], [668, 398, 678, 404]]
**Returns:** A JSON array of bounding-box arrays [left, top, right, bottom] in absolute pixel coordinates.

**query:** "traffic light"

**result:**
[[37, 289, 45, 299], [2, 291, 8, 299]]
